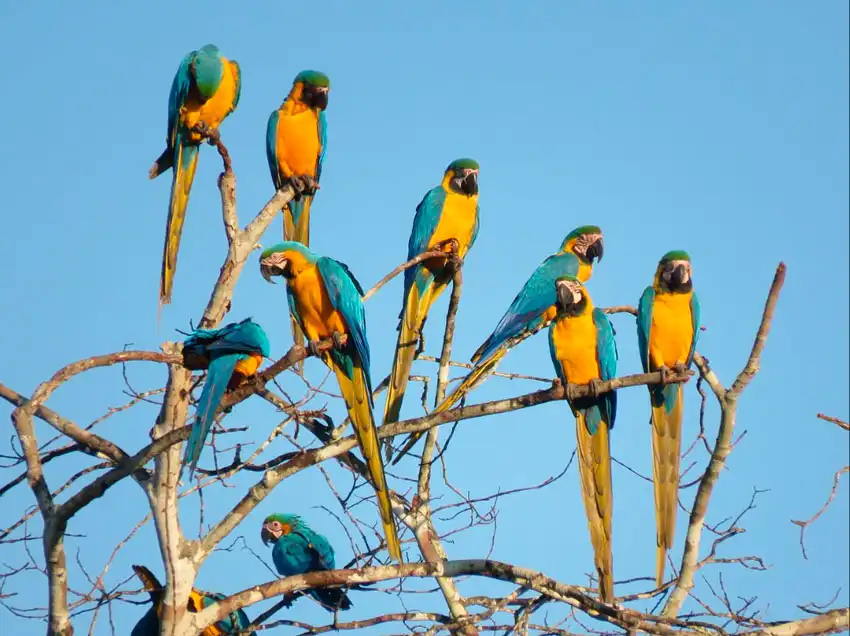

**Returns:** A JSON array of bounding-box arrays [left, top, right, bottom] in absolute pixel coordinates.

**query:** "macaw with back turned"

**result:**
[[181, 318, 270, 477], [130, 564, 255, 636], [259, 242, 402, 562], [382, 158, 480, 457], [266, 70, 329, 362], [637, 250, 700, 588], [391, 225, 602, 465], [548, 276, 618, 603], [149, 44, 241, 311], [261, 513, 353, 612]]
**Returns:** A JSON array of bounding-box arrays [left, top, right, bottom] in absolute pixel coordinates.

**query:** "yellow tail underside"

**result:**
[[160, 144, 199, 307], [334, 361, 402, 562], [651, 383, 683, 587], [575, 411, 614, 603]]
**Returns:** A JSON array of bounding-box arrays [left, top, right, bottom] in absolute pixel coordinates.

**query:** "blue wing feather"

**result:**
[[316, 109, 328, 182], [404, 186, 446, 301], [166, 52, 195, 148], [688, 291, 701, 366], [266, 109, 282, 189], [636, 286, 655, 373], [593, 308, 619, 429], [474, 252, 580, 363], [547, 325, 566, 385], [231, 60, 242, 109], [316, 257, 372, 396], [468, 204, 481, 252], [184, 353, 244, 474]]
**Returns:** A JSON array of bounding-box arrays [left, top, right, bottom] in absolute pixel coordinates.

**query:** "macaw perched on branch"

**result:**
[[181, 318, 270, 477], [637, 250, 700, 587], [382, 158, 480, 459], [130, 564, 255, 636], [548, 276, 618, 603], [266, 70, 330, 360], [261, 513, 353, 612], [149, 44, 242, 311], [391, 225, 602, 465], [259, 242, 402, 562]]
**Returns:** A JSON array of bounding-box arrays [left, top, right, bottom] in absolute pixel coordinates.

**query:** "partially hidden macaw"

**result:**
[[261, 513, 353, 612], [259, 242, 402, 562], [636, 251, 700, 588], [181, 318, 270, 477], [382, 158, 480, 459], [266, 70, 329, 362], [150, 44, 242, 312], [391, 225, 602, 465], [548, 276, 618, 603], [130, 564, 255, 636]]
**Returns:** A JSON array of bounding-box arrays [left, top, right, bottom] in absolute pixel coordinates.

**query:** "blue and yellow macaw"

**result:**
[[266, 70, 329, 358], [181, 318, 270, 476], [382, 158, 480, 457], [548, 276, 618, 603], [259, 242, 402, 562], [261, 513, 353, 612], [392, 225, 602, 464], [130, 564, 255, 636], [150, 44, 241, 311], [637, 250, 700, 587]]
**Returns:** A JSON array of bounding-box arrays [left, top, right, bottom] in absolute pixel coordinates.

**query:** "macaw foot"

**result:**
[[330, 331, 346, 350], [587, 378, 606, 399], [289, 174, 319, 199], [191, 122, 218, 143], [307, 339, 324, 358], [658, 365, 672, 385], [671, 362, 688, 377], [433, 237, 460, 255], [281, 592, 299, 608]]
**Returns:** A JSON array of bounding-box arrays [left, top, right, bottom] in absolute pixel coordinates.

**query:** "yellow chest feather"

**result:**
[[551, 312, 600, 385], [287, 265, 347, 340], [428, 192, 478, 258], [649, 291, 694, 368], [275, 101, 321, 177]]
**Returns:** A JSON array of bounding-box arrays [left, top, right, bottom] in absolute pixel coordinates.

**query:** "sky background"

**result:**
[[1, 2, 848, 634]]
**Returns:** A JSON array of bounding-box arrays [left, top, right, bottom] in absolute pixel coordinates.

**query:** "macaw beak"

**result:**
[[556, 281, 580, 311], [586, 237, 604, 263], [307, 85, 329, 111], [260, 259, 287, 284], [461, 170, 479, 196], [261, 525, 276, 545], [672, 263, 690, 286]]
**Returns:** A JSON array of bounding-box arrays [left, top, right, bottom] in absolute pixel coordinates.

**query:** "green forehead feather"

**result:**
[[264, 513, 301, 525], [260, 241, 308, 260], [555, 275, 581, 285], [660, 250, 691, 263], [446, 158, 479, 173], [294, 70, 330, 87]]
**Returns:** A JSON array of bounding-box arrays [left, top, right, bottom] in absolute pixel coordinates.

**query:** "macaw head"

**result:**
[[655, 250, 694, 293], [293, 70, 330, 110], [560, 225, 604, 264], [444, 158, 480, 196], [554, 276, 589, 318], [260, 241, 318, 283], [261, 513, 303, 545]]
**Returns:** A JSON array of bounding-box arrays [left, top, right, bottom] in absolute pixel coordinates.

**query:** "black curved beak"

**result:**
[[556, 282, 573, 311], [671, 263, 688, 286], [306, 86, 329, 111], [587, 237, 604, 263], [461, 171, 479, 196], [260, 526, 274, 545]]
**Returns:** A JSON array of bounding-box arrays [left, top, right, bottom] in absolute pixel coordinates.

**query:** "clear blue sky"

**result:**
[[1, 2, 847, 634]]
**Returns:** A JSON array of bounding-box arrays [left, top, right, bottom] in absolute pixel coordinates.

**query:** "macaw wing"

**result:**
[[166, 50, 195, 147], [637, 286, 655, 373], [316, 256, 372, 391], [297, 528, 337, 570], [316, 109, 328, 183], [230, 60, 242, 110], [688, 291, 701, 366], [468, 203, 481, 252], [204, 319, 270, 357], [266, 109, 282, 189], [475, 253, 579, 363], [593, 308, 619, 429], [403, 186, 446, 300]]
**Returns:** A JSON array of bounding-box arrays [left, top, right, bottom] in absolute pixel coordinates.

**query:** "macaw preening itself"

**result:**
[[548, 276, 618, 603], [382, 158, 480, 456], [266, 70, 329, 361], [259, 242, 402, 561], [130, 564, 254, 636], [391, 225, 602, 465], [261, 513, 353, 612], [181, 318, 270, 476], [637, 251, 700, 587], [150, 44, 242, 311]]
